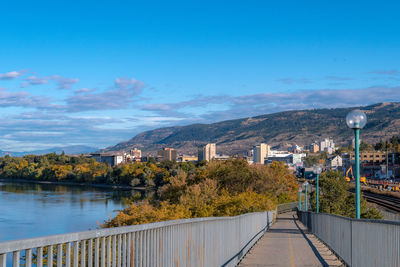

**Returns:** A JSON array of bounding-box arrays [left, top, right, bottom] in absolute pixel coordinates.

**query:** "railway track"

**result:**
[[362, 191, 400, 213]]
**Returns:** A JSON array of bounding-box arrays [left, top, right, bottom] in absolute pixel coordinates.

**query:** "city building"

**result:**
[[288, 144, 303, 153], [320, 138, 335, 154], [253, 143, 270, 164], [123, 148, 142, 162], [157, 148, 177, 161], [266, 152, 306, 166], [309, 143, 320, 153], [215, 154, 230, 161], [327, 155, 342, 169], [198, 143, 216, 162], [130, 148, 142, 159], [350, 151, 386, 164], [178, 155, 198, 162], [89, 153, 124, 167]]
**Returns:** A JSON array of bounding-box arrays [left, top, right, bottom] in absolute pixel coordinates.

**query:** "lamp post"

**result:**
[[298, 188, 302, 211], [346, 109, 367, 219], [313, 165, 322, 213], [303, 181, 309, 211]]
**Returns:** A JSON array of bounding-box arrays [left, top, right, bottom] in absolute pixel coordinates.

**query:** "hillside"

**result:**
[[0, 145, 98, 157], [105, 102, 400, 155]]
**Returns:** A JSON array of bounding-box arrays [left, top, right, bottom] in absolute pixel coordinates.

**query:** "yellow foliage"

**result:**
[[51, 165, 72, 180], [104, 200, 190, 227], [103, 159, 298, 228]]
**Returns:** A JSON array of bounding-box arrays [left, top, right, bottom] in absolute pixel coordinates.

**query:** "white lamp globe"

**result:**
[[298, 188, 302, 193], [313, 165, 322, 174], [346, 109, 367, 129], [303, 181, 309, 187]]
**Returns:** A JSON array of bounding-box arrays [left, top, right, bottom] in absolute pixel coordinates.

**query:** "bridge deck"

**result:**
[[238, 212, 343, 267]]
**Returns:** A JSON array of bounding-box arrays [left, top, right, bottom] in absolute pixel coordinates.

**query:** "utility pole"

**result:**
[[386, 141, 389, 181]]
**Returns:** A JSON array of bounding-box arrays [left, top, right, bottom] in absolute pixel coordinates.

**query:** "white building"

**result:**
[[327, 155, 342, 168], [198, 143, 216, 162], [320, 138, 336, 154], [253, 143, 270, 164], [90, 153, 124, 166], [266, 152, 306, 166]]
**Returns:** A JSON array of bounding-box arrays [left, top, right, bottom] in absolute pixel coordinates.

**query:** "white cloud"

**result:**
[[0, 70, 25, 80]]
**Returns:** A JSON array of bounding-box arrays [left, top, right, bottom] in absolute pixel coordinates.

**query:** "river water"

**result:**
[[0, 181, 143, 242]]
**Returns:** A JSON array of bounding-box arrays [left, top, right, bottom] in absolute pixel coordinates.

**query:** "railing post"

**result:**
[[48, 245, 53, 267], [0, 254, 6, 267], [13, 251, 20, 267], [81, 241, 86, 267], [37, 247, 43, 267], [350, 219, 353, 267]]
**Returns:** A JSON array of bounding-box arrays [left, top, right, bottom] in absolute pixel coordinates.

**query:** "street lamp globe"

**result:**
[[346, 109, 367, 129], [313, 165, 322, 174], [298, 188, 302, 193], [303, 181, 309, 187]]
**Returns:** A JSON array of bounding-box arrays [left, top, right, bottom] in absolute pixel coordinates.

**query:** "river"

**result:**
[[0, 181, 144, 242]]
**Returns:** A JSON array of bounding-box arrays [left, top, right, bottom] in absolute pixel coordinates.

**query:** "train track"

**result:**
[[362, 191, 400, 213]]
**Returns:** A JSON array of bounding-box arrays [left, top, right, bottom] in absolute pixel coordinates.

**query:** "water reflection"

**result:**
[[0, 181, 146, 241]]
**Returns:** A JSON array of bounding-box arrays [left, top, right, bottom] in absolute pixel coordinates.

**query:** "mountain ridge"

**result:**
[[105, 102, 400, 155], [0, 145, 98, 157]]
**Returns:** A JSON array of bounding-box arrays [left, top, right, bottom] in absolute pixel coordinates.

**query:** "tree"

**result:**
[[309, 170, 382, 219], [359, 141, 372, 151], [104, 159, 298, 227]]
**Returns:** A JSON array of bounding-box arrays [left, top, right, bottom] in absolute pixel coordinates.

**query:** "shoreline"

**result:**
[[0, 178, 148, 191]]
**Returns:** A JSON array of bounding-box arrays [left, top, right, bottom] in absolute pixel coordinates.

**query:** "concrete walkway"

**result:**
[[238, 212, 343, 267]]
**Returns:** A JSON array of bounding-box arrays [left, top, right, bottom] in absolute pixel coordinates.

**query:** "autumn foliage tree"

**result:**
[[104, 159, 297, 227]]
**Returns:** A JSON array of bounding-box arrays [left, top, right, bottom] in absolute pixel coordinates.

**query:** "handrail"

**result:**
[[0, 213, 266, 254], [298, 210, 400, 267], [0, 210, 276, 267]]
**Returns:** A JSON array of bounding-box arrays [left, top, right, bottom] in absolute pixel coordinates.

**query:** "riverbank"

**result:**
[[0, 178, 148, 190]]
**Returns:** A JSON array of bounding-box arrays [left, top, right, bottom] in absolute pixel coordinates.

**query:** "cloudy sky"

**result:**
[[1, 0, 400, 151]]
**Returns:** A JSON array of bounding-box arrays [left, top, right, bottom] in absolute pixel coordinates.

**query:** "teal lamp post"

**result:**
[[298, 188, 302, 211], [303, 181, 309, 211], [313, 165, 322, 213], [346, 109, 367, 219]]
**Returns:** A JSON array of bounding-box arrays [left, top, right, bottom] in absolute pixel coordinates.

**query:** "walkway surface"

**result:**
[[238, 212, 343, 267]]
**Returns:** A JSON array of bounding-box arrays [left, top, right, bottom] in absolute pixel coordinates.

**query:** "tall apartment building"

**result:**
[[253, 143, 271, 164], [320, 138, 335, 154], [157, 148, 177, 161], [198, 143, 216, 162]]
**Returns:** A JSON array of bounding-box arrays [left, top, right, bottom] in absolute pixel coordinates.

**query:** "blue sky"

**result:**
[[1, 0, 400, 151]]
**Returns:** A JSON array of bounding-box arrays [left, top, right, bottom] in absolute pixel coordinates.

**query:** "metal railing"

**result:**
[[276, 202, 298, 214], [0, 210, 276, 267], [298, 210, 400, 267]]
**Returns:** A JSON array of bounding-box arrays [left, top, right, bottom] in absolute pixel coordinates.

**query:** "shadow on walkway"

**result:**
[[268, 228, 303, 234], [292, 215, 330, 267]]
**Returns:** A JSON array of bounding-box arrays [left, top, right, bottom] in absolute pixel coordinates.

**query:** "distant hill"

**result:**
[[0, 145, 97, 157], [105, 102, 400, 155]]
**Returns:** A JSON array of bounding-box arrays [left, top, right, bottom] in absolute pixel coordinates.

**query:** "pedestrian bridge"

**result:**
[[0, 203, 399, 266]]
